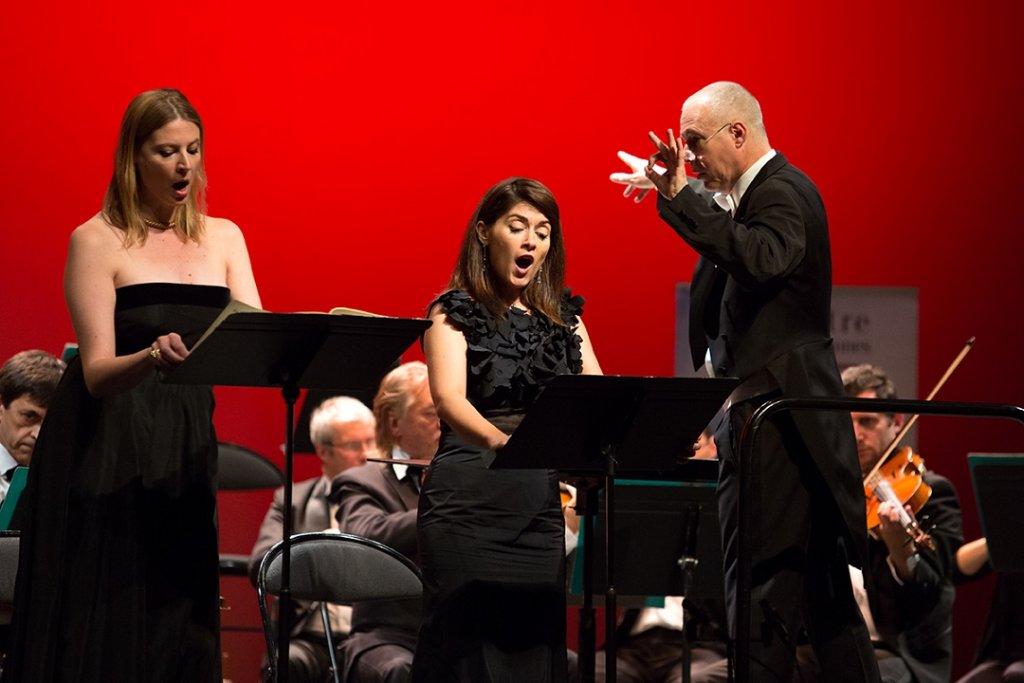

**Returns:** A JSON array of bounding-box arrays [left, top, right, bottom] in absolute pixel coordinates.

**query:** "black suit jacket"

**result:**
[[656, 153, 865, 556], [866, 472, 962, 683], [330, 462, 421, 656]]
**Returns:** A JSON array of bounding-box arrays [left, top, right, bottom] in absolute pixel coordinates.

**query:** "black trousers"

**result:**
[[593, 628, 729, 683], [716, 398, 879, 683]]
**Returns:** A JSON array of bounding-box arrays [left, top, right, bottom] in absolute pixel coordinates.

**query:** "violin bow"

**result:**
[[863, 336, 975, 483]]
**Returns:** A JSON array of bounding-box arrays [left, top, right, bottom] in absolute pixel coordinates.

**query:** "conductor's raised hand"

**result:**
[[610, 150, 664, 203], [645, 129, 690, 200]]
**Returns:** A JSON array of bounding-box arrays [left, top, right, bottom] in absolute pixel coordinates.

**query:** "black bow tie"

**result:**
[[2, 468, 15, 483]]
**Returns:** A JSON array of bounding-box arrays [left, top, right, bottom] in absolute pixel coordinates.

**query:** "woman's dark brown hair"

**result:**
[[444, 177, 568, 324]]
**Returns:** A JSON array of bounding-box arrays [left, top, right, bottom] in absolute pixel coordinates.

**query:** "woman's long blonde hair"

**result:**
[[102, 88, 206, 247]]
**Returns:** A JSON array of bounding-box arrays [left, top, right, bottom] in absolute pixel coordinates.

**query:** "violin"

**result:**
[[863, 446, 934, 551], [559, 481, 575, 510], [860, 337, 975, 553]]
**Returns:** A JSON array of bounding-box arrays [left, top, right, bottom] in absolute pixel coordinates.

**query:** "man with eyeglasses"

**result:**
[[619, 81, 879, 682], [249, 395, 378, 682]]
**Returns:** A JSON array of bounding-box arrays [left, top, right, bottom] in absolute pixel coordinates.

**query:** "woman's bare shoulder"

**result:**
[[69, 213, 123, 249], [204, 215, 243, 236], [202, 215, 247, 248]]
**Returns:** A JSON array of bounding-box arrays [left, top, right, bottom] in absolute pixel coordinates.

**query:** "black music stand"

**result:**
[[575, 481, 723, 598], [572, 480, 727, 683], [491, 374, 736, 683], [165, 310, 430, 683], [968, 453, 1024, 571]]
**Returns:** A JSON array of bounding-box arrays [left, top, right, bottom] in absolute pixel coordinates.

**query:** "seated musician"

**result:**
[[249, 396, 378, 682], [0, 349, 66, 507], [799, 364, 964, 683], [329, 362, 439, 683]]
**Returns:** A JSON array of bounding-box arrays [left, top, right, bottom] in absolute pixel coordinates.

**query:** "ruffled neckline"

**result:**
[[435, 289, 584, 412]]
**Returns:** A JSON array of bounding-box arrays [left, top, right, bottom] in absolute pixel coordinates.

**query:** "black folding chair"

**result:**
[[256, 531, 423, 683], [217, 441, 283, 575]]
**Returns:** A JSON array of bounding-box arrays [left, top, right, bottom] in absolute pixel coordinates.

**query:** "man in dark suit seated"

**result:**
[[0, 349, 65, 507], [249, 395, 378, 683], [330, 361, 439, 683], [0, 349, 65, 670]]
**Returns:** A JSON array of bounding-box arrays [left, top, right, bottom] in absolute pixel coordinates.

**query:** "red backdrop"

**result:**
[[3, 0, 1022, 679]]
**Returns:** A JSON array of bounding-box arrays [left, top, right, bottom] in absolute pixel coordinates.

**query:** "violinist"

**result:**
[[801, 364, 964, 683]]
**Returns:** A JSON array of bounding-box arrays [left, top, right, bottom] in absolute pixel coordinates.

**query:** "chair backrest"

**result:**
[[0, 531, 20, 625], [259, 531, 422, 605], [216, 442, 283, 491], [256, 531, 422, 681]]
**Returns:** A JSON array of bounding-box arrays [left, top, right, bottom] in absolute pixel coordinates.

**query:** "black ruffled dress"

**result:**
[[412, 289, 584, 683]]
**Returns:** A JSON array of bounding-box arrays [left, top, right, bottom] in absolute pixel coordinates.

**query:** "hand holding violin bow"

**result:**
[[861, 337, 975, 553]]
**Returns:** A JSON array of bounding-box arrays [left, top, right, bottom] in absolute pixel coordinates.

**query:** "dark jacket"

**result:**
[[866, 472, 963, 683], [248, 477, 337, 636], [330, 461, 422, 670], [656, 153, 865, 557]]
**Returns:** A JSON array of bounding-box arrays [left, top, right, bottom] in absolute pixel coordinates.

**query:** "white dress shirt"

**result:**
[[0, 442, 18, 505], [713, 149, 777, 215]]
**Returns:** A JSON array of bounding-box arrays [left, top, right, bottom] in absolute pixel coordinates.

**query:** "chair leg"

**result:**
[[320, 604, 341, 683], [257, 588, 278, 682]]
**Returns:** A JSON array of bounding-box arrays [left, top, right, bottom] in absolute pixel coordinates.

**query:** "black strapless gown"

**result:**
[[412, 290, 585, 683], [6, 283, 230, 682]]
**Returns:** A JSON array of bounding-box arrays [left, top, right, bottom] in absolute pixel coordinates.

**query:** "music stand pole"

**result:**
[[577, 480, 598, 683], [677, 505, 700, 683], [163, 310, 431, 683], [680, 597, 692, 683], [276, 378, 299, 683], [603, 447, 618, 683]]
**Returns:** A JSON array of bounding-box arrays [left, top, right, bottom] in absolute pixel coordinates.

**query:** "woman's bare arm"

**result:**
[[424, 305, 509, 450]]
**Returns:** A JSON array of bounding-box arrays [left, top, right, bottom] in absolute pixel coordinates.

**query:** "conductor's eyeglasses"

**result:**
[[682, 122, 731, 162]]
